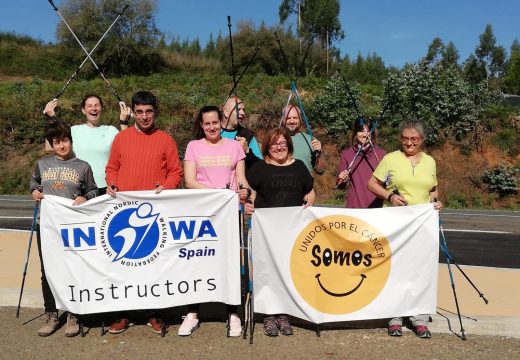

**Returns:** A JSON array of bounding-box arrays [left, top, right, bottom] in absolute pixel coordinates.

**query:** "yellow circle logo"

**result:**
[[290, 215, 391, 314]]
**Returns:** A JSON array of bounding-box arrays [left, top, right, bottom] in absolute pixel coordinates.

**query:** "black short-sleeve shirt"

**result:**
[[247, 159, 314, 208]]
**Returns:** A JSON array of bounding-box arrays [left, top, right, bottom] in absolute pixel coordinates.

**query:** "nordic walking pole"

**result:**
[[51, 4, 129, 101], [47, 0, 124, 102], [438, 213, 466, 340], [439, 217, 489, 304], [278, 91, 294, 127], [274, 32, 314, 138], [297, 41, 312, 79], [246, 216, 254, 344], [16, 200, 40, 318], [222, 46, 261, 109]]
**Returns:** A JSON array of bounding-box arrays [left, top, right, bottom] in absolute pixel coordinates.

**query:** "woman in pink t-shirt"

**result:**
[[181, 105, 250, 338]]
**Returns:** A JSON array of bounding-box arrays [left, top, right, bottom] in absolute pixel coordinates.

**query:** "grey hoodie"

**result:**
[[30, 155, 98, 200]]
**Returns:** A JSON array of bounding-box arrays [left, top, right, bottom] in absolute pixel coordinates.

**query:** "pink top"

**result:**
[[184, 138, 246, 191]]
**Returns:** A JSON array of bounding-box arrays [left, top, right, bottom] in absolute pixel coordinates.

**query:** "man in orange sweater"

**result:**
[[106, 91, 182, 194], [105, 90, 183, 335]]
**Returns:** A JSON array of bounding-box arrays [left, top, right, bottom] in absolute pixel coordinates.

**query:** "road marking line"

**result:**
[[443, 212, 520, 218], [443, 228, 512, 234], [0, 228, 30, 233], [0, 199, 33, 202]]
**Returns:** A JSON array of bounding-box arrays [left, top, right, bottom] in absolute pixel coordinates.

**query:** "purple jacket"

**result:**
[[338, 144, 385, 208]]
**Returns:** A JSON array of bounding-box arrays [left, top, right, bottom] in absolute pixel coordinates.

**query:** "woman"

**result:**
[[181, 105, 249, 338], [245, 127, 315, 337], [337, 117, 385, 208], [367, 120, 443, 339], [44, 95, 130, 194], [30, 119, 98, 337]]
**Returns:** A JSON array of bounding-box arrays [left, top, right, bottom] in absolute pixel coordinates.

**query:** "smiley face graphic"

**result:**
[[290, 215, 391, 314]]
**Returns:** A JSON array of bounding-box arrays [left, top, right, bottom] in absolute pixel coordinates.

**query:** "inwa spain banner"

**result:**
[[252, 204, 439, 324], [40, 190, 241, 314]]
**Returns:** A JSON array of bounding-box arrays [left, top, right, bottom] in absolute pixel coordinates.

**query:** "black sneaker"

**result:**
[[263, 317, 278, 337], [276, 316, 293, 336]]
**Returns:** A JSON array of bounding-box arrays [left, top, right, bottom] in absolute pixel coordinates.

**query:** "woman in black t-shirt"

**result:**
[[245, 127, 315, 337]]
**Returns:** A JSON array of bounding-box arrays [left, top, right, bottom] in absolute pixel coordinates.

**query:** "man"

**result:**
[[221, 97, 262, 169], [105, 91, 183, 335], [281, 105, 326, 175]]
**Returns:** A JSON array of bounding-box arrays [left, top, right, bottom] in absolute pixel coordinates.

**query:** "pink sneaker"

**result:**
[[227, 314, 242, 337], [178, 313, 199, 336]]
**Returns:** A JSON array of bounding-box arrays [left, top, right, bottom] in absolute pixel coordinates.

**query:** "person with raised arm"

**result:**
[[221, 97, 263, 170], [44, 95, 130, 194], [337, 117, 385, 208], [281, 104, 326, 175]]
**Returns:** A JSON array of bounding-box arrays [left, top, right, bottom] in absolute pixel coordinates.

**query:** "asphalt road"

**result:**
[[1, 196, 518, 268]]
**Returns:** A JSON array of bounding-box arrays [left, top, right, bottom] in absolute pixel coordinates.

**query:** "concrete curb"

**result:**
[[430, 313, 520, 338]]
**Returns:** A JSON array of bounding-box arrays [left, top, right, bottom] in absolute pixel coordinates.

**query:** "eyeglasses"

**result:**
[[134, 109, 155, 116], [401, 136, 422, 144], [270, 141, 288, 149]]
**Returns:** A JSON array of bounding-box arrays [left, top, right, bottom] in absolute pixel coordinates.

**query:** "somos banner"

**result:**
[[40, 190, 241, 314], [252, 204, 439, 324]]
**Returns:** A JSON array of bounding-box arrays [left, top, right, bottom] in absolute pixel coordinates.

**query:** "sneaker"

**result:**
[[65, 313, 80, 337], [227, 314, 242, 337], [178, 313, 199, 336], [263, 317, 278, 337], [388, 324, 403, 337], [276, 316, 293, 336], [147, 317, 166, 335], [38, 311, 59, 337], [415, 325, 432, 339], [108, 318, 132, 334]]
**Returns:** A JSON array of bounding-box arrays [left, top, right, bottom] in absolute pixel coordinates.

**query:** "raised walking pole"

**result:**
[[47, 0, 124, 102], [50, 4, 129, 101]]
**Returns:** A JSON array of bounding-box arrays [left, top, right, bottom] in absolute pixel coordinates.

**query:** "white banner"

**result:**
[[40, 190, 241, 314], [252, 204, 439, 324]]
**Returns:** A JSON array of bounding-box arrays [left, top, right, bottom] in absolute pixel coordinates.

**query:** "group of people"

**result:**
[[32, 89, 442, 340]]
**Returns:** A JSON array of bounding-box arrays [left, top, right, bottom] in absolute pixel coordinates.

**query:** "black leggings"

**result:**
[[187, 304, 238, 315], [36, 225, 57, 313]]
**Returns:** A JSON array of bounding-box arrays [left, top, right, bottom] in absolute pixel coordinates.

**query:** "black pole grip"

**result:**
[[48, 0, 58, 11], [120, 4, 129, 15]]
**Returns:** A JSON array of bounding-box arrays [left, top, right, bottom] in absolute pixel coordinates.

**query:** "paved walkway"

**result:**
[[1, 230, 519, 338]]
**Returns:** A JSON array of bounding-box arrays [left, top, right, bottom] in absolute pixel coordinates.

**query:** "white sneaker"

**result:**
[[227, 314, 242, 337], [178, 313, 199, 336]]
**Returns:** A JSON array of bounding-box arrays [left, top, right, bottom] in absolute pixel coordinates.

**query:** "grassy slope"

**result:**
[[0, 71, 518, 208]]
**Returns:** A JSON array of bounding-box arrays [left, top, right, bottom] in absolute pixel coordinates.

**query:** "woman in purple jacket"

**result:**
[[337, 117, 385, 208]]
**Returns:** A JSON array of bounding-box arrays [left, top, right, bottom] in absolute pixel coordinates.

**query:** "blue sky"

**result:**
[[2, 0, 518, 67]]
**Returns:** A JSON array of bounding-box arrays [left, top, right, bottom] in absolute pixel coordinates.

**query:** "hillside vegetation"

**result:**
[[0, 31, 519, 209]]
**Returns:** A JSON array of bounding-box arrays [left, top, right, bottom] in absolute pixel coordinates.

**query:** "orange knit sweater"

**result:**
[[105, 126, 182, 190]]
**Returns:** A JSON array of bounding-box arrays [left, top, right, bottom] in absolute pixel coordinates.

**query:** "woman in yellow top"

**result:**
[[368, 120, 443, 339]]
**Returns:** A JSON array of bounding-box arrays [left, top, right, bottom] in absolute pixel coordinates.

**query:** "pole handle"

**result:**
[[120, 4, 129, 16], [48, 0, 58, 11]]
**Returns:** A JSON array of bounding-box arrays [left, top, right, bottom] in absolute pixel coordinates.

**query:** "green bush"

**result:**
[[309, 75, 362, 138], [492, 129, 518, 154], [481, 164, 520, 197], [446, 192, 468, 208]]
